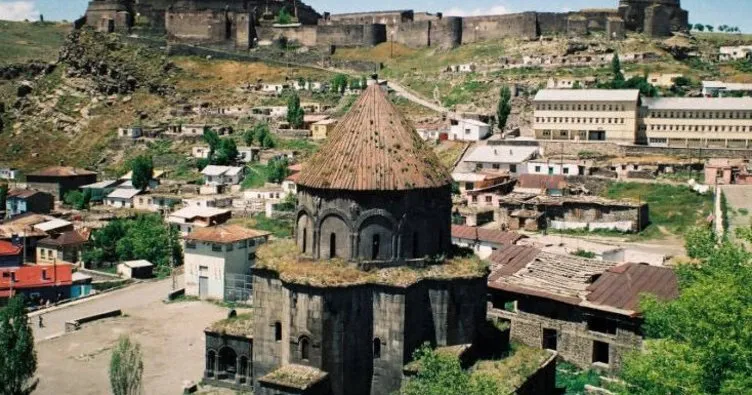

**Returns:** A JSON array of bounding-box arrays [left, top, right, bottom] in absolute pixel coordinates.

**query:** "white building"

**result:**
[[702, 81, 752, 97], [182, 195, 234, 209], [451, 225, 523, 259], [719, 46, 752, 62], [526, 158, 591, 176], [449, 118, 492, 141], [235, 185, 285, 213], [238, 147, 260, 163], [117, 126, 142, 139], [192, 146, 211, 159], [184, 224, 270, 301], [167, 206, 232, 236], [201, 165, 246, 186], [104, 188, 143, 208], [0, 168, 19, 180], [461, 145, 539, 175]]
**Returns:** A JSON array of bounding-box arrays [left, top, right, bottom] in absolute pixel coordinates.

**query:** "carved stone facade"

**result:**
[[295, 186, 452, 267]]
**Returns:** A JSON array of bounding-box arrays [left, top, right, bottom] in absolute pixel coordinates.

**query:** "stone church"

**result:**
[[203, 81, 490, 395]]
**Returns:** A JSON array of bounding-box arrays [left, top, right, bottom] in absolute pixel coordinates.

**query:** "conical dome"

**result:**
[[296, 84, 452, 191]]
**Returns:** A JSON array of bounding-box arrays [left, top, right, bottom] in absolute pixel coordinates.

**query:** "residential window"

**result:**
[[238, 240, 247, 249], [535, 166, 541, 173], [226, 243, 233, 252], [466, 182, 474, 191], [563, 168, 570, 175], [592, 341, 610, 365], [492, 164, 500, 170], [42, 270, 49, 281], [186, 241, 196, 250], [249, 239, 256, 247], [485, 196, 493, 203], [542, 328, 558, 351], [510, 164, 517, 173], [212, 244, 222, 252]]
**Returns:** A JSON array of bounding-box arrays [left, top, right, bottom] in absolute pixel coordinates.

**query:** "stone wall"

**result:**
[[488, 293, 643, 372], [462, 13, 538, 44], [394, 17, 462, 49], [644, 5, 672, 38], [252, 270, 488, 395], [536, 12, 569, 36], [165, 10, 229, 43]]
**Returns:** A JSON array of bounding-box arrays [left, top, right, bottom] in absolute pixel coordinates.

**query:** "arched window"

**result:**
[[373, 338, 381, 359], [274, 322, 282, 342], [300, 337, 310, 361], [412, 232, 419, 258], [302, 228, 307, 253], [371, 234, 380, 260], [330, 233, 337, 258]]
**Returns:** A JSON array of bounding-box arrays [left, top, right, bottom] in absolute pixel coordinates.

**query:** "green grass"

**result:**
[[229, 214, 293, 238], [0, 21, 70, 65], [556, 362, 602, 395], [442, 78, 490, 107], [241, 164, 271, 189], [601, 183, 713, 240], [571, 249, 596, 259]]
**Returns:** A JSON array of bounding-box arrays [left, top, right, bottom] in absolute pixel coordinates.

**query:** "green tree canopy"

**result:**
[[130, 155, 154, 190], [247, 123, 275, 149], [64, 189, 91, 210], [286, 93, 305, 129], [400, 345, 500, 395], [109, 336, 143, 395], [267, 158, 290, 184], [496, 85, 512, 132], [611, 53, 624, 82], [276, 6, 293, 24], [0, 296, 38, 395], [693, 23, 705, 32], [618, 227, 752, 394], [331, 74, 349, 95]]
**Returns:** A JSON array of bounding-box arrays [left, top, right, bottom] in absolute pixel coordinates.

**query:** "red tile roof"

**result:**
[[0, 240, 23, 257], [27, 166, 96, 177], [451, 225, 524, 246], [585, 263, 678, 313], [296, 84, 451, 191], [185, 224, 271, 244]]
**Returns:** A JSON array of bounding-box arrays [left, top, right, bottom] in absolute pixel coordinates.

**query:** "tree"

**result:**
[[267, 158, 290, 184], [400, 345, 500, 395], [202, 129, 221, 156], [496, 85, 512, 133], [611, 53, 624, 82], [251, 123, 276, 149], [706, 25, 714, 32], [0, 182, 7, 211], [0, 296, 38, 395], [694, 23, 705, 32], [213, 138, 239, 166], [243, 129, 255, 146], [109, 336, 143, 395], [286, 93, 305, 129], [64, 190, 91, 210], [276, 6, 292, 24], [331, 74, 348, 95], [617, 228, 752, 394], [130, 155, 154, 190]]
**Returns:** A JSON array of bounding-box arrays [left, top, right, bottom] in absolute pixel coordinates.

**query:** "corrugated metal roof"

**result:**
[[38, 230, 89, 247], [516, 174, 568, 190], [534, 89, 640, 102], [642, 97, 752, 111], [33, 219, 73, 232], [106, 188, 142, 200], [170, 206, 230, 219], [7, 189, 47, 199], [463, 145, 539, 164], [585, 263, 678, 313], [80, 180, 119, 189], [296, 84, 451, 191], [451, 225, 524, 246]]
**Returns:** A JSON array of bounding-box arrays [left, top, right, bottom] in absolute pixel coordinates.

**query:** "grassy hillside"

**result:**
[[0, 21, 70, 64]]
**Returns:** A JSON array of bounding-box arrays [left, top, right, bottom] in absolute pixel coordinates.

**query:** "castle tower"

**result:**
[[295, 82, 453, 267], [618, 0, 688, 35]]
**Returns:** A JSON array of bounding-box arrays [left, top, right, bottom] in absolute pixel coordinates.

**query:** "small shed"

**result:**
[[118, 260, 154, 279]]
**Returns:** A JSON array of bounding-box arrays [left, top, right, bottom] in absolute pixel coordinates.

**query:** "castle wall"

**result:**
[[257, 25, 319, 47], [462, 12, 538, 44], [536, 12, 570, 36], [644, 5, 672, 38], [579, 10, 619, 31], [567, 16, 589, 37], [317, 25, 386, 47], [165, 10, 230, 43]]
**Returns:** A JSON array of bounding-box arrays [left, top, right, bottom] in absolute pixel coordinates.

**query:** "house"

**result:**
[[235, 186, 285, 214], [167, 206, 232, 236], [451, 225, 524, 259], [526, 158, 591, 177], [498, 194, 649, 233], [202, 165, 246, 186], [1, 239, 73, 302], [282, 172, 299, 197], [487, 246, 678, 371], [132, 192, 184, 212], [36, 229, 89, 265], [117, 260, 154, 279], [462, 145, 539, 175], [182, 195, 234, 209], [79, 180, 120, 203], [71, 272, 93, 299], [192, 146, 211, 159], [449, 118, 492, 141], [624, 73, 683, 88], [25, 166, 98, 200], [238, 146, 261, 163], [0, 221, 49, 263], [117, 126, 142, 139], [704, 158, 752, 185], [311, 119, 338, 140], [119, 169, 167, 190], [415, 122, 449, 141], [104, 188, 143, 209], [514, 174, 569, 196], [0, 168, 19, 180], [719, 45, 752, 62], [184, 225, 270, 301], [303, 114, 330, 130], [456, 173, 517, 208], [32, 218, 74, 235], [6, 189, 54, 217]]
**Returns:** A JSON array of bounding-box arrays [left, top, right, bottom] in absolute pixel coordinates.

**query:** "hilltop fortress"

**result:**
[[82, 0, 688, 49]]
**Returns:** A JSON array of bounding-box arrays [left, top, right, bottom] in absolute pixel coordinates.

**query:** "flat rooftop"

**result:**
[[534, 89, 640, 102], [642, 97, 752, 111]]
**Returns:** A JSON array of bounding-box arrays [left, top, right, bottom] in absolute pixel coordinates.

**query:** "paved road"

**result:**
[[31, 276, 181, 342]]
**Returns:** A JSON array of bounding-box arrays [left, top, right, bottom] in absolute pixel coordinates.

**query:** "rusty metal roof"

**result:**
[[584, 263, 678, 314], [185, 224, 270, 244], [451, 225, 524, 246], [296, 84, 451, 191]]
